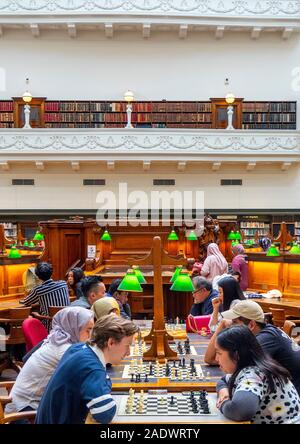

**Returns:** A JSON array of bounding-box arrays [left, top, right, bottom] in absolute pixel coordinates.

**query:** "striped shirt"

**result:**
[[23, 279, 70, 330]]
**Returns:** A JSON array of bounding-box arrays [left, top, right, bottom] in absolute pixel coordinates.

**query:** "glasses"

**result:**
[[192, 288, 203, 295]]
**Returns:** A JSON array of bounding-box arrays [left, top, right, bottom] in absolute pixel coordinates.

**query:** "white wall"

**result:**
[[0, 30, 299, 126], [0, 163, 299, 210]]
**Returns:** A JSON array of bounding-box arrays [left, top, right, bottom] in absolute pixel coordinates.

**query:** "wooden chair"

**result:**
[[31, 306, 67, 331], [268, 308, 286, 328], [0, 402, 36, 424], [282, 320, 296, 337], [0, 307, 31, 375], [0, 381, 14, 408]]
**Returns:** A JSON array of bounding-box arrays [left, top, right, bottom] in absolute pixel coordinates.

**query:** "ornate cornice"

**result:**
[[0, 129, 299, 162], [0, 0, 299, 18]]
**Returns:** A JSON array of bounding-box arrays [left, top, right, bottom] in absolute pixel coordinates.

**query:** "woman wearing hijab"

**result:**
[[5, 306, 94, 416], [92, 296, 120, 319], [201, 243, 228, 282], [231, 244, 248, 291], [209, 276, 246, 332]]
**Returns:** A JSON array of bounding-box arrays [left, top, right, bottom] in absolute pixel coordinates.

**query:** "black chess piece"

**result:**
[[144, 374, 148, 382], [175, 369, 178, 377], [149, 363, 153, 375], [173, 360, 176, 367], [165, 363, 170, 376], [131, 373, 134, 382], [170, 395, 175, 406], [182, 358, 186, 368]]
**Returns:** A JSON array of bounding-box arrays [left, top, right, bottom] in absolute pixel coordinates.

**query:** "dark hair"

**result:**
[[216, 325, 290, 396], [81, 276, 103, 299], [67, 267, 85, 289], [35, 262, 53, 281], [230, 270, 241, 280], [108, 279, 123, 296], [218, 277, 245, 310], [90, 314, 138, 350], [192, 276, 212, 292]]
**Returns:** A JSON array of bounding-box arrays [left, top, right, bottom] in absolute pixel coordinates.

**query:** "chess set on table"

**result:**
[[118, 389, 217, 416], [129, 338, 197, 357], [123, 357, 211, 383]]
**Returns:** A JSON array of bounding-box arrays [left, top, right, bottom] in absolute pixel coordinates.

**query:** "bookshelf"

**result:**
[[240, 221, 270, 243], [0, 99, 296, 129], [242, 102, 296, 130], [2, 222, 17, 239], [295, 222, 300, 243], [0, 101, 14, 128]]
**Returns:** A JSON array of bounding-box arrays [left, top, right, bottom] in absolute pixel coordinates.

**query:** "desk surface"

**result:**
[[0, 297, 23, 311], [253, 297, 300, 317]]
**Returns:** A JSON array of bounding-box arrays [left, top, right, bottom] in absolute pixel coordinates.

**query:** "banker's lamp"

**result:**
[[170, 265, 183, 283], [266, 244, 280, 257], [187, 230, 198, 241], [170, 269, 195, 292], [8, 246, 22, 259], [168, 229, 179, 241], [33, 231, 44, 241], [289, 243, 300, 255], [117, 269, 143, 292], [101, 229, 111, 241], [132, 265, 147, 284]]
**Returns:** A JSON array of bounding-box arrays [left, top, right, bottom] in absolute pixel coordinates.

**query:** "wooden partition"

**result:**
[[0, 256, 39, 298]]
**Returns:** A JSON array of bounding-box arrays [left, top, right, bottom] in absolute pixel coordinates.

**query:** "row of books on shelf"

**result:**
[[243, 229, 270, 236], [0, 102, 13, 112], [0, 113, 14, 121], [242, 123, 296, 129], [242, 102, 296, 113], [241, 222, 269, 228], [243, 113, 296, 123]]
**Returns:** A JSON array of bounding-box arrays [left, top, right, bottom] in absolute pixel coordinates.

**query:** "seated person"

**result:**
[[66, 267, 85, 299], [5, 307, 94, 416], [190, 277, 218, 316], [215, 325, 300, 423], [92, 297, 120, 319], [106, 279, 131, 320], [209, 276, 245, 332], [35, 314, 138, 424], [71, 275, 105, 309], [22, 262, 70, 331], [204, 300, 300, 396]]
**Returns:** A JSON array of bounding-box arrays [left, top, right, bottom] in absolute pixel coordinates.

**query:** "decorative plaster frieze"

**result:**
[[0, 1, 299, 18], [0, 129, 299, 158]]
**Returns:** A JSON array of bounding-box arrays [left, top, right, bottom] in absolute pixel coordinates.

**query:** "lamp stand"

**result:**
[[23, 104, 32, 129], [125, 103, 133, 129], [226, 105, 234, 130]]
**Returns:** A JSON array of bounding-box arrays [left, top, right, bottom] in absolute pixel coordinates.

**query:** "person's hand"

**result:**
[[212, 297, 221, 310], [216, 318, 233, 332], [216, 388, 230, 409]]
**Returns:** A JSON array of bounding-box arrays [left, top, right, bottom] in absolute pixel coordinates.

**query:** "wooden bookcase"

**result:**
[[242, 101, 296, 130], [0, 101, 14, 128]]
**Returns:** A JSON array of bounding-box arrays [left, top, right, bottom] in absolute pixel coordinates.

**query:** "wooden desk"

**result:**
[[0, 255, 39, 297], [253, 297, 300, 317], [0, 296, 24, 312]]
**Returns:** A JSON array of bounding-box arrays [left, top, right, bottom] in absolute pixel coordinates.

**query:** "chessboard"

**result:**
[[118, 390, 218, 416], [123, 358, 211, 383], [129, 339, 197, 357]]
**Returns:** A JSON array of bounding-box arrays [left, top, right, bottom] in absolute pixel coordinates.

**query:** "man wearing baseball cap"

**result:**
[[204, 300, 300, 395]]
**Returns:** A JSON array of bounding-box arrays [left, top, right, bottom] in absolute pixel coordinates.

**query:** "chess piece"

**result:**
[[144, 374, 148, 382], [170, 395, 175, 405]]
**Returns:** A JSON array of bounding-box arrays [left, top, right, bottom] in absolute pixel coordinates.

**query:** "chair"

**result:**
[[22, 318, 48, 353], [31, 306, 66, 330], [0, 402, 36, 424], [0, 307, 31, 375], [282, 320, 296, 337], [268, 308, 286, 328]]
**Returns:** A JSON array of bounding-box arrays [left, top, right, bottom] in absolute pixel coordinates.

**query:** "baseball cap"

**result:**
[[221, 300, 265, 323], [266, 289, 282, 298]]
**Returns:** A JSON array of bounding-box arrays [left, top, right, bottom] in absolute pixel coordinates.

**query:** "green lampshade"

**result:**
[[266, 244, 280, 257], [101, 229, 111, 241], [8, 246, 22, 259], [132, 265, 147, 284], [227, 231, 236, 240], [117, 269, 143, 292], [29, 241, 35, 248], [23, 240, 29, 247], [235, 231, 242, 241], [187, 230, 198, 241], [170, 270, 195, 292], [168, 229, 179, 241], [33, 231, 44, 241], [170, 266, 183, 283], [289, 243, 300, 255], [232, 240, 239, 247]]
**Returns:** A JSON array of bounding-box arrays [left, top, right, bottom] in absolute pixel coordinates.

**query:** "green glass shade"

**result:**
[[132, 266, 147, 284], [289, 243, 300, 255], [227, 231, 236, 240], [29, 241, 35, 248], [23, 240, 29, 247], [8, 246, 22, 259], [168, 229, 179, 241], [266, 244, 280, 257], [231, 240, 239, 247], [170, 266, 183, 283], [117, 269, 143, 292], [101, 230, 111, 241], [187, 230, 198, 241], [170, 270, 195, 292], [235, 231, 242, 241], [33, 231, 44, 241]]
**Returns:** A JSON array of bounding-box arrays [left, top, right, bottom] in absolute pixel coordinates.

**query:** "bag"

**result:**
[[186, 314, 211, 335]]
